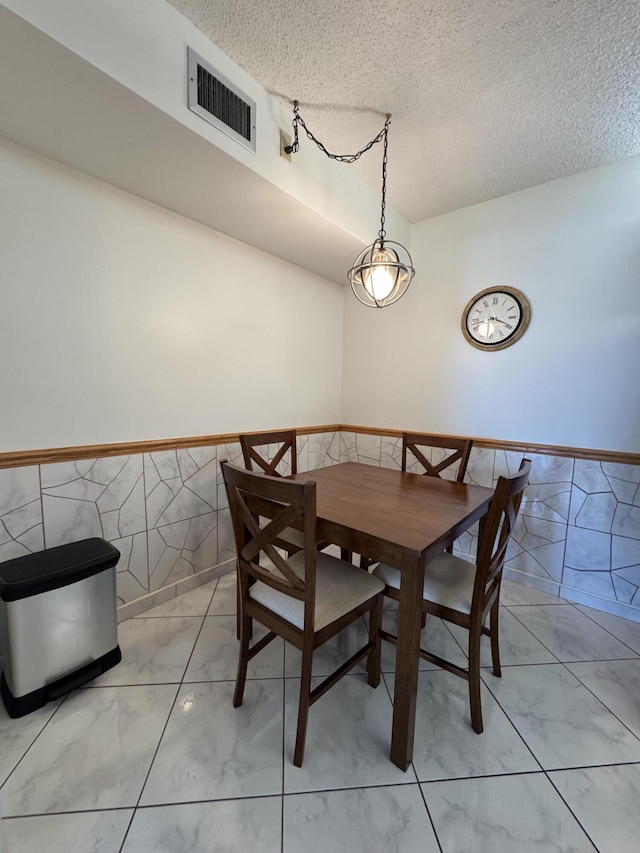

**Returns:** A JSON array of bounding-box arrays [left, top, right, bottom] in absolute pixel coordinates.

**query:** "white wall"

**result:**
[[1, 0, 409, 249], [342, 156, 640, 453], [0, 139, 344, 451]]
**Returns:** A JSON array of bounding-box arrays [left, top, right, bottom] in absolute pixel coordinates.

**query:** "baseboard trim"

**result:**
[[117, 560, 235, 622]]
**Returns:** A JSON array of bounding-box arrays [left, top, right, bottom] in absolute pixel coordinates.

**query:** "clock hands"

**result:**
[[471, 315, 511, 328]]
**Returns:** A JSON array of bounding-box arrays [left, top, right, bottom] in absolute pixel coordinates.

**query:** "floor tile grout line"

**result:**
[[543, 759, 640, 773], [3, 805, 135, 821], [420, 769, 554, 787], [119, 684, 181, 835], [118, 807, 137, 853], [512, 604, 640, 665], [125, 791, 285, 813], [118, 783, 429, 811], [1, 681, 180, 824], [505, 604, 571, 662], [478, 669, 546, 772], [482, 657, 640, 774], [507, 602, 640, 662], [543, 769, 600, 852], [558, 659, 640, 745], [473, 656, 640, 673], [415, 763, 640, 785], [573, 605, 640, 657], [123, 605, 212, 843], [7, 763, 640, 821], [0, 689, 71, 793], [417, 780, 444, 853], [283, 779, 444, 798]]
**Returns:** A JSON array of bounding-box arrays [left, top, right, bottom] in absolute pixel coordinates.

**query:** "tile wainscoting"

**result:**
[[0, 433, 341, 620], [0, 429, 639, 623], [340, 433, 640, 623]]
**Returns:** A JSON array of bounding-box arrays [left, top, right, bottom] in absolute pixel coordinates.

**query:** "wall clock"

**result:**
[[461, 286, 531, 351]]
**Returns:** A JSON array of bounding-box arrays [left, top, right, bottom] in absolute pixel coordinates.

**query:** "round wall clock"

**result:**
[[461, 286, 531, 351]]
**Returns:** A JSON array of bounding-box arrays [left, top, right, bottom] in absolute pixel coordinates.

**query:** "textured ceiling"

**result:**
[[167, 0, 640, 223]]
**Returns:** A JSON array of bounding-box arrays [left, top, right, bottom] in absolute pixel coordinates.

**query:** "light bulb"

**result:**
[[363, 249, 396, 301]]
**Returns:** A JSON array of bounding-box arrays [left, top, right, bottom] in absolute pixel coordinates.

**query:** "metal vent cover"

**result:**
[[187, 48, 256, 153]]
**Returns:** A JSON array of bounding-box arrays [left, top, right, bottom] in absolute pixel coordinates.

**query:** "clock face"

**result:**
[[462, 287, 531, 351]]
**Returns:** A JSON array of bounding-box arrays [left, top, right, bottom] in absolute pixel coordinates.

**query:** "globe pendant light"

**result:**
[[285, 105, 414, 308], [348, 115, 414, 307], [349, 240, 414, 307]]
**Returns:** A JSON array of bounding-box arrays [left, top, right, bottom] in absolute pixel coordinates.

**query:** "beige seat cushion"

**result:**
[[250, 551, 384, 631], [373, 553, 476, 615]]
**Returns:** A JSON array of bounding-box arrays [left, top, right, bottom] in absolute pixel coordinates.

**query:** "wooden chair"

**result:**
[[402, 432, 473, 560], [236, 430, 329, 639], [402, 432, 473, 483], [239, 430, 304, 553], [357, 432, 474, 572], [240, 429, 298, 478], [222, 461, 384, 767], [373, 458, 531, 734], [239, 428, 331, 553]]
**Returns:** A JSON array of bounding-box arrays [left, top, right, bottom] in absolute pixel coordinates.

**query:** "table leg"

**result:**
[[390, 553, 425, 771]]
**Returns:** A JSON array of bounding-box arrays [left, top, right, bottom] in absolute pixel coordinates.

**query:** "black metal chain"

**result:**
[[285, 101, 391, 240], [379, 115, 390, 241]]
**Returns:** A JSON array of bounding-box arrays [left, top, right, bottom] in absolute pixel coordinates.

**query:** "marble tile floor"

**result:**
[[2, 574, 640, 852]]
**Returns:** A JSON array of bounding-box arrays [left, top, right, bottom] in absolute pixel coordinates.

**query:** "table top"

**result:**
[[290, 462, 494, 564]]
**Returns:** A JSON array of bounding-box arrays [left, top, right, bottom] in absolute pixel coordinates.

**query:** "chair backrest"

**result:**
[[402, 432, 473, 482], [472, 458, 531, 622], [221, 460, 317, 630], [239, 429, 298, 477]]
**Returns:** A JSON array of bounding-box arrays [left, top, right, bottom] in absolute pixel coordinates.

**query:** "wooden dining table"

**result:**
[[289, 461, 495, 771]]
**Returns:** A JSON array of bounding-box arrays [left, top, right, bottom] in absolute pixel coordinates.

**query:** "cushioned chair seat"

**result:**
[[251, 551, 384, 631], [373, 553, 476, 615]]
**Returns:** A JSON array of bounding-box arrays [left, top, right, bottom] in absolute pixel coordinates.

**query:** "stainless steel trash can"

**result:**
[[0, 537, 121, 718]]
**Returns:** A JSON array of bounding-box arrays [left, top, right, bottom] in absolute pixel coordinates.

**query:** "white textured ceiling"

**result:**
[[167, 0, 640, 223]]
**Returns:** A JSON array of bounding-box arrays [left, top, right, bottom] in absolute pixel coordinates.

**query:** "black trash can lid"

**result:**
[[0, 537, 121, 602]]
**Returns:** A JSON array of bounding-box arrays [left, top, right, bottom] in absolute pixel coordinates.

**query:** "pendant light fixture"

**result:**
[[285, 103, 414, 308]]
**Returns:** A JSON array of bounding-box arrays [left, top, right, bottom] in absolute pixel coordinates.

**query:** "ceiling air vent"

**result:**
[[187, 48, 256, 153]]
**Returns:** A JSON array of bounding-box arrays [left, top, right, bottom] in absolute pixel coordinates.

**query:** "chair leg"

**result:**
[[294, 638, 314, 767], [489, 599, 502, 678], [237, 608, 253, 642], [233, 605, 251, 708], [236, 581, 252, 641], [468, 622, 484, 734], [235, 564, 241, 640], [341, 548, 353, 563], [367, 595, 383, 688]]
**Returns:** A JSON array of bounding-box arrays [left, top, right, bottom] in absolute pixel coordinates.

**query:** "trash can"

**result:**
[[0, 537, 121, 718]]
